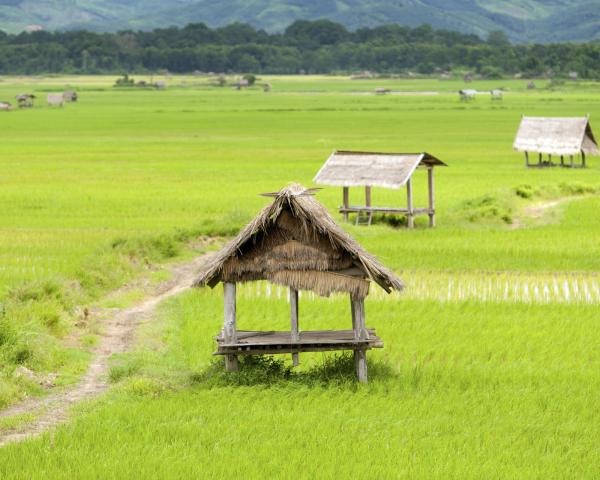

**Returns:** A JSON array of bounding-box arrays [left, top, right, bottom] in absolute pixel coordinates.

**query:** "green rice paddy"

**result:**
[[0, 75, 599, 478]]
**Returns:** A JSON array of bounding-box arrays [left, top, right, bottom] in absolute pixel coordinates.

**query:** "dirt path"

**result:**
[[0, 253, 210, 447], [510, 197, 572, 229]]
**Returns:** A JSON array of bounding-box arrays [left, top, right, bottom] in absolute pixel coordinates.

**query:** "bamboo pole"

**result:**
[[351, 296, 368, 383], [428, 167, 435, 227], [223, 282, 238, 372], [290, 287, 299, 367], [342, 187, 349, 221], [406, 177, 414, 229]]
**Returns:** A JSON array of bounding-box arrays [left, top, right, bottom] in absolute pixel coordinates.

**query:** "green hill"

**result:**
[[1, 0, 599, 42]]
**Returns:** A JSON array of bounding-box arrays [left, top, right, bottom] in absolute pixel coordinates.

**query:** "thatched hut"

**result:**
[[314, 151, 447, 228], [47, 94, 64, 107], [16, 93, 35, 108], [513, 116, 599, 168], [194, 184, 403, 382]]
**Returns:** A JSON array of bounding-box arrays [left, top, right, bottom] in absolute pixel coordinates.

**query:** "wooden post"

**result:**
[[560, 155, 564, 167], [538, 153, 542, 166], [365, 186, 371, 208], [548, 154, 552, 165], [290, 287, 299, 367], [223, 282, 238, 372], [342, 187, 349, 222], [351, 296, 368, 383], [571, 155, 574, 168], [406, 177, 414, 229], [581, 151, 586, 168], [427, 167, 435, 227], [525, 151, 529, 167]]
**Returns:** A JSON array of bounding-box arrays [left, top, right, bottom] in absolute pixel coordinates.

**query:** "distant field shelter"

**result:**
[[514, 116, 598, 168], [314, 151, 447, 227], [194, 184, 403, 382]]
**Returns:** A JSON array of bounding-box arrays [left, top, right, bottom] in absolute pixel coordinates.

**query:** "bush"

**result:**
[[242, 73, 256, 86], [515, 184, 536, 199], [461, 194, 513, 224]]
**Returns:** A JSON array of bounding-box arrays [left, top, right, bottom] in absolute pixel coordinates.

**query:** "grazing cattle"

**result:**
[[63, 91, 78, 102], [0, 102, 12, 111], [47, 94, 65, 107], [16, 93, 36, 108]]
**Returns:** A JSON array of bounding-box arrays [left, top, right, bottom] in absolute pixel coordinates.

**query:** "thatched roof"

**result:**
[[513, 116, 599, 156], [194, 184, 403, 298], [313, 151, 446, 189]]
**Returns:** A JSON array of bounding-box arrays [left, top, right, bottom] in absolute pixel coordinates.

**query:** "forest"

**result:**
[[0, 19, 599, 77]]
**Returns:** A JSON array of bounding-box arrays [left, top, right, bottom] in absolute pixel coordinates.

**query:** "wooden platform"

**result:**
[[215, 329, 383, 356], [339, 206, 431, 215]]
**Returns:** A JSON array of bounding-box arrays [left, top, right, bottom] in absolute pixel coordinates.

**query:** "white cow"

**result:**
[[0, 102, 12, 111], [47, 93, 65, 107]]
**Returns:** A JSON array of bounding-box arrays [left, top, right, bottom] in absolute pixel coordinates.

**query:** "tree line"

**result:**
[[0, 20, 599, 77]]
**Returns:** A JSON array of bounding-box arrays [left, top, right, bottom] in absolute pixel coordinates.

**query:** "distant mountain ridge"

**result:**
[[2, 0, 600, 42]]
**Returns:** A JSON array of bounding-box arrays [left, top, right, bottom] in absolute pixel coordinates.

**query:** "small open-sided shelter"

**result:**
[[194, 184, 403, 382], [313, 151, 447, 228], [513, 116, 599, 168]]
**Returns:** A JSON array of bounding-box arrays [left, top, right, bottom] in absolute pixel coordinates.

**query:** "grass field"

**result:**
[[0, 75, 599, 478]]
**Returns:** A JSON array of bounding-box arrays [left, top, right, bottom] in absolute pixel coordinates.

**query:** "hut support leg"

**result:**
[[365, 186, 372, 225], [351, 297, 368, 383], [290, 287, 299, 367], [343, 187, 349, 222], [406, 177, 414, 229], [538, 153, 542, 166], [561, 155, 564, 167], [427, 167, 435, 227], [525, 152, 529, 167], [582, 151, 586, 168], [223, 282, 238, 372]]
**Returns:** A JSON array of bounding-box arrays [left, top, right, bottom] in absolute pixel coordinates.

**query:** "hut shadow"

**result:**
[[190, 354, 398, 389]]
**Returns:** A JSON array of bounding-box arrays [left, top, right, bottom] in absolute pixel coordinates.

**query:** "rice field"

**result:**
[[0, 75, 599, 478]]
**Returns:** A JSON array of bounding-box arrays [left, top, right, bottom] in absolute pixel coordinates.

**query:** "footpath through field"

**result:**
[[0, 253, 211, 447]]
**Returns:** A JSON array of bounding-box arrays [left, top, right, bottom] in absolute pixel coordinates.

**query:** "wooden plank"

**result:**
[[215, 341, 384, 356], [290, 287, 299, 367], [223, 282, 238, 372], [340, 207, 430, 214], [428, 166, 435, 228], [217, 329, 378, 346], [406, 177, 414, 228]]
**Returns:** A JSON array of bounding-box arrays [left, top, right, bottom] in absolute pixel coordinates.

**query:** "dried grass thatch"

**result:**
[[513, 116, 599, 156], [195, 184, 403, 298], [313, 151, 446, 189]]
